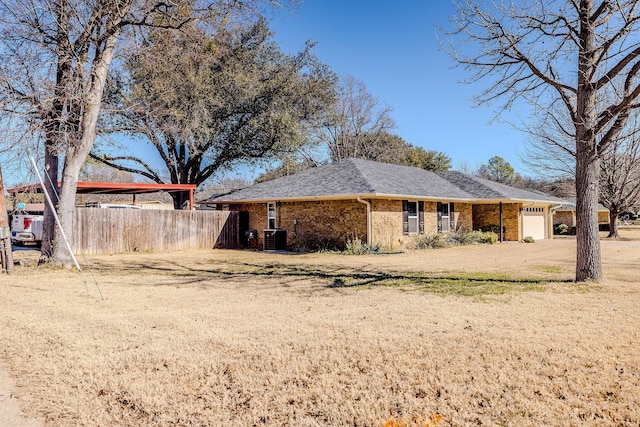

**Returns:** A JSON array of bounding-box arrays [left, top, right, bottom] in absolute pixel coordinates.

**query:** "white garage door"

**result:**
[[523, 207, 546, 240]]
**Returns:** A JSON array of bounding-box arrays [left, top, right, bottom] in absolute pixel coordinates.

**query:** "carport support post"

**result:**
[[499, 202, 504, 243], [0, 166, 14, 274]]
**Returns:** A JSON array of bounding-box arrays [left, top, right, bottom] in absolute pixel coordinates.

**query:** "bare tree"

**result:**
[[80, 158, 134, 183], [0, 0, 291, 266], [254, 155, 319, 183], [446, 0, 640, 282], [520, 104, 577, 180], [0, 115, 41, 187], [599, 131, 640, 237], [524, 103, 640, 237], [310, 75, 395, 161]]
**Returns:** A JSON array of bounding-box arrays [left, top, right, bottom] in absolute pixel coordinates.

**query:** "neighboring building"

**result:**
[[8, 182, 195, 209], [203, 158, 565, 251], [552, 199, 610, 230]]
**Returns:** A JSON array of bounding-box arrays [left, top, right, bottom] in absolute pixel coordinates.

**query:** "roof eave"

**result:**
[[203, 193, 479, 204], [472, 198, 561, 205]]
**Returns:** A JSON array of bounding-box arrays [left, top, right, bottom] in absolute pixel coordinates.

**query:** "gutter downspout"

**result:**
[[499, 202, 504, 242], [549, 203, 565, 240], [357, 197, 371, 245]]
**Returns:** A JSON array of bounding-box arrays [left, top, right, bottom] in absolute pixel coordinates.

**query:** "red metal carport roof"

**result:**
[[8, 182, 196, 210]]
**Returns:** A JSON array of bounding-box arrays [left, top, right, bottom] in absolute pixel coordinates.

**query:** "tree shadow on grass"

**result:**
[[89, 258, 572, 296]]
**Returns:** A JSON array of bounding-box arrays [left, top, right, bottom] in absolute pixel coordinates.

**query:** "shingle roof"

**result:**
[[350, 159, 474, 199], [437, 171, 567, 203], [553, 197, 609, 211], [207, 158, 562, 204]]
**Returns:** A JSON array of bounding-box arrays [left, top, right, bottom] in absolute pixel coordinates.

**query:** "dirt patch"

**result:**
[[0, 362, 43, 427], [1, 229, 639, 426]]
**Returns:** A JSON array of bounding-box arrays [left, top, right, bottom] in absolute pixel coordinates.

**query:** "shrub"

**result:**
[[408, 232, 448, 249], [344, 236, 382, 254], [447, 229, 475, 246], [471, 230, 498, 244], [365, 241, 382, 253], [523, 236, 535, 243], [309, 238, 339, 253], [554, 223, 569, 235], [408, 230, 500, 249], [345, 236, 366, 254]]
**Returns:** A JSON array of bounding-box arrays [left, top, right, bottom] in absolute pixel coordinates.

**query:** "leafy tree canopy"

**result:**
[[254, 133, 451, 183], [477, 156, 517, 184], [94, 18, 336, 208]]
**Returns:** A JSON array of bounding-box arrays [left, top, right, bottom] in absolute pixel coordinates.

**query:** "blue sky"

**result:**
[[269, 1, 529, 173], [4, 1, 530, 188]]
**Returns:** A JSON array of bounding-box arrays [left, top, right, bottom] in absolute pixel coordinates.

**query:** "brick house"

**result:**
[[552, 199, 610, 232], [204, 158, 564, 251]]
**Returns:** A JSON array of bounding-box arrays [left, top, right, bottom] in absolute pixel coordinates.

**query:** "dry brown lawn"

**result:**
[[1, 227, 639, 426]]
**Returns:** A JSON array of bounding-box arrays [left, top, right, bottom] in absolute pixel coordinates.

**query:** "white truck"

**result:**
[[10, 212, 44, 246]]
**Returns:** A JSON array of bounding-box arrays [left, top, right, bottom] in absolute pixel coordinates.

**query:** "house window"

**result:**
[[441, 202, 450, 232], [267, 202, 276, 229], [437, 202, 454, 232], [402, 200, 424, 235], [407, 201, 419, 234]]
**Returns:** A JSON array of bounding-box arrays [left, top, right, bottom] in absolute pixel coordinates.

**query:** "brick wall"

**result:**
[[455, 203, 473, 231], [370, 199, 402, 250], [228, 203, 264, 249], [369, 200, 474, 250], [231, 200, 367, 250], [554, 211, 575, 227], [472, 203, 521, 241], [280, 200, 367, 250], [229, 199, 495, 250], [424, 201, 438, 233], [598, 210, 609, 223], [553, 210, 609, 227]]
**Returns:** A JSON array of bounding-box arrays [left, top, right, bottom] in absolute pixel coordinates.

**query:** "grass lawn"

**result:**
[[1, 228, 639, 426]]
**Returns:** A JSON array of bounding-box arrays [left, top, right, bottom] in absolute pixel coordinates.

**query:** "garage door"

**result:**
[[523, 207, 546, 240]]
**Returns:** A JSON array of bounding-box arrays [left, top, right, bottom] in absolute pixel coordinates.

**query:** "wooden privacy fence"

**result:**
[[73, 208, 239, 255]]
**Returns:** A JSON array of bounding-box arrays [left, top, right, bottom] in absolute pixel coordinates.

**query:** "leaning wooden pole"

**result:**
[[0, 165, 15, 274]]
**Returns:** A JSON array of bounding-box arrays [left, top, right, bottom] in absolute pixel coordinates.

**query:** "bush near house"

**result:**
[[408, 230, 498, 250], [408, 232, 449, 250], [554, 223, 570, 235], [344, 237, 382, 255]]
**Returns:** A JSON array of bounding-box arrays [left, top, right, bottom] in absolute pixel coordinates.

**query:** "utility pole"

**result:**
[[0, 165, 14, 273]]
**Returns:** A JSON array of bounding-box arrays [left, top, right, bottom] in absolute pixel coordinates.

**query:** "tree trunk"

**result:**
[[607, 210, 620, 238], [40, 147, 59, 258], [52, 29, 121, 267], [171, 190, 191, 210], [574, 0, 603, 282], [575, 149, 603, 281], [41, 0, 72, 261], [51, 162, 78, 267], [171, 192, 184, 210]]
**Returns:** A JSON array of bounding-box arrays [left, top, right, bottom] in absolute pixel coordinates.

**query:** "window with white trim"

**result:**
[[407, 201, 419, 234], [440, 202, 450, 232], [267, 202, 276, 229]]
